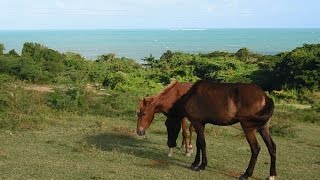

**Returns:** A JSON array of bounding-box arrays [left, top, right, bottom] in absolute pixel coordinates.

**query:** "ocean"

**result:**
[[1, 28, 320, 61]]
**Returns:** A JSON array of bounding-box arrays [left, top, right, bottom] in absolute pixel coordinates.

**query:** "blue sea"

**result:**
[[1, 29, 320, 61]]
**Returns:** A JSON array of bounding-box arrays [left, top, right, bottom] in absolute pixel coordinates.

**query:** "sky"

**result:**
[[0, 0, 319, 29]]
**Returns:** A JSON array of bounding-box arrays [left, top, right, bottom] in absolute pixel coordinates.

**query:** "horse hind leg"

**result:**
[[186, 124, 194, 157], [239, 129, 261, 180], [180, 118, 189, 155], [168, 147, 173, 157], [258, 124, 277, 180]]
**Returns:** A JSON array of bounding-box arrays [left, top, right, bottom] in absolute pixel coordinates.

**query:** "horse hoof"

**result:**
[[190, 165, 198, 171], [179, 144, 184, 149], [168, 148, 173, 157], [198, 165, 206, 170], [239, 175, 248, 180], [188, 145, 193, 154], [185, 152, 192, 157], [266, 176, 276, 180]]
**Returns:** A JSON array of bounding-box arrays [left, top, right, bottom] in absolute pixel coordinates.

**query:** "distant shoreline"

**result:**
[[1, 28, 320, 60], [1, 27, 320, 31]]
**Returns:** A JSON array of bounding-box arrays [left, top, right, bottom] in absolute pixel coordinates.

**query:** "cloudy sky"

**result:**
[[0, 0, 319, 29]]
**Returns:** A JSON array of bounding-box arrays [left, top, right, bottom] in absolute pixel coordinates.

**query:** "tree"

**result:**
[[235, 48, 250, 61], [98, 53, 116, 63], [160, 50, 174, 60], [142, 54, 158, 68], [8, 49, 19, 57], [274, 44, 320, 90], [0, 44, 4, 56]]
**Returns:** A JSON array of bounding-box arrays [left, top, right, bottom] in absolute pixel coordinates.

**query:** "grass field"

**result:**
[[0, 111, 319, 180]]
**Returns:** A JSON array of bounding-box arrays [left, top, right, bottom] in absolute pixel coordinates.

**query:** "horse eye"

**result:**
[[136, 112, 145, 117]]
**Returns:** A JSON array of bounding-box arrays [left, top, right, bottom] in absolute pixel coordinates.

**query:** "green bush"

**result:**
[[274, 44, 320, 90], [46, 87, 87, 112], [296, 109, 319, 123], [270, 89, 299, 102], [311, 101, 320, 112], [270, 109, 297, 138], [270, 123, 296, 138], [0, 74, 14, 83], [0, 84, 51, 130]]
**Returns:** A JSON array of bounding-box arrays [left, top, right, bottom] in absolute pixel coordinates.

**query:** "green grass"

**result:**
[[0, 113, 319, 180]]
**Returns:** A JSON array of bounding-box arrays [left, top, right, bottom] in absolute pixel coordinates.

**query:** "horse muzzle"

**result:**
[[137, 130, 146, 136]]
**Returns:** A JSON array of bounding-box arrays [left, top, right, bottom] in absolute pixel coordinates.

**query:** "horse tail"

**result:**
[[257, 96, 274, 120], [251, 95, 275, 122], [237, 95, 274, 128]]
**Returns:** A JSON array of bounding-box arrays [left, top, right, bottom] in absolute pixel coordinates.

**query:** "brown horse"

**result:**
[[138, 80, 276, 180], [136, 80, 194, 157]]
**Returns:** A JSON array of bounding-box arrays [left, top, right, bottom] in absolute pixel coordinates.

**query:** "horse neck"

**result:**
[[151, 81, 189, 114], [150, 98, 165, 114], [153, 88, 181, 114]]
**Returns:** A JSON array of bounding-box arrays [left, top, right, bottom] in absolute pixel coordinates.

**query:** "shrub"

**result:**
[[270, 123, 296, 138], [311, 101, 320, 112], [270, 89, 299, 102], [46, 87, 87, 112], [0, 84, 51, 130], [296, 109, 320, 123]]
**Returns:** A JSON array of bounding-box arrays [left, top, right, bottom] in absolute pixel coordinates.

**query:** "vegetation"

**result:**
[[0, 42, 319, 179]]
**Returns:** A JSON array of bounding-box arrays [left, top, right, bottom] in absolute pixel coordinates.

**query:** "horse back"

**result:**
[[183, 80, 272, 125]]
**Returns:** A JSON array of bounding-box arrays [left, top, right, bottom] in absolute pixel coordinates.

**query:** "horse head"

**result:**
[[136, 97, 155, 136]]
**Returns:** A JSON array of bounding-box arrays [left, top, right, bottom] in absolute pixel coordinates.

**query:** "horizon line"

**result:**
[[1, 27, 320, 31]]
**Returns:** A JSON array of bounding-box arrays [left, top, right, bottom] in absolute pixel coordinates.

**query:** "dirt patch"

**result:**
[[223, 170, 242, 178], [112, 126, 136, 137], [23, 85, 54, 92], [277, 103, 311, 109], [149, 160, 169, 167]]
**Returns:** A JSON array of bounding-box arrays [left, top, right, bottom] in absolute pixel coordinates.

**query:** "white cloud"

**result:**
[[223, 0, 238, 8], [55, 0, 65, 9], [240, 9, 253, 16]]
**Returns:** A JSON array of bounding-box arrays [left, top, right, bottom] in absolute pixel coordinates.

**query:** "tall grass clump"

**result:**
[[0, 82, 52, 130], [46, 86, 88, 112], [270, 89, 299, 103], [311, 101, 320, 112], [269, 115, 297, 138]]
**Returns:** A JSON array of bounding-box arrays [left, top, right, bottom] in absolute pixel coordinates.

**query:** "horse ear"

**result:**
[[143, 98, 147, 105]]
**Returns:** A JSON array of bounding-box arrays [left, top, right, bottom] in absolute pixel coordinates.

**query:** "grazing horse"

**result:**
[[139, 80, 276, 180], [136, 80, 194, 157]]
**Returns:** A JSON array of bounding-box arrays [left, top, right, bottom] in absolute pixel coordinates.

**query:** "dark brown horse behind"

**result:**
[[136, 80, 194, 156], [165, 80, 276, 180], [138, 80, 276, 180]]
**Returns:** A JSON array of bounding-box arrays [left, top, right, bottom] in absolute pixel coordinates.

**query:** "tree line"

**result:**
[[0, 42, 319, 95], [0, 42, 319, 129]]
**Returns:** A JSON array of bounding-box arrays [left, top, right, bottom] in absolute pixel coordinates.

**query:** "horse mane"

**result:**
[[150, 80, 178, 108], [137, 80, 179, 111], [137, 96, 154, 110]]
